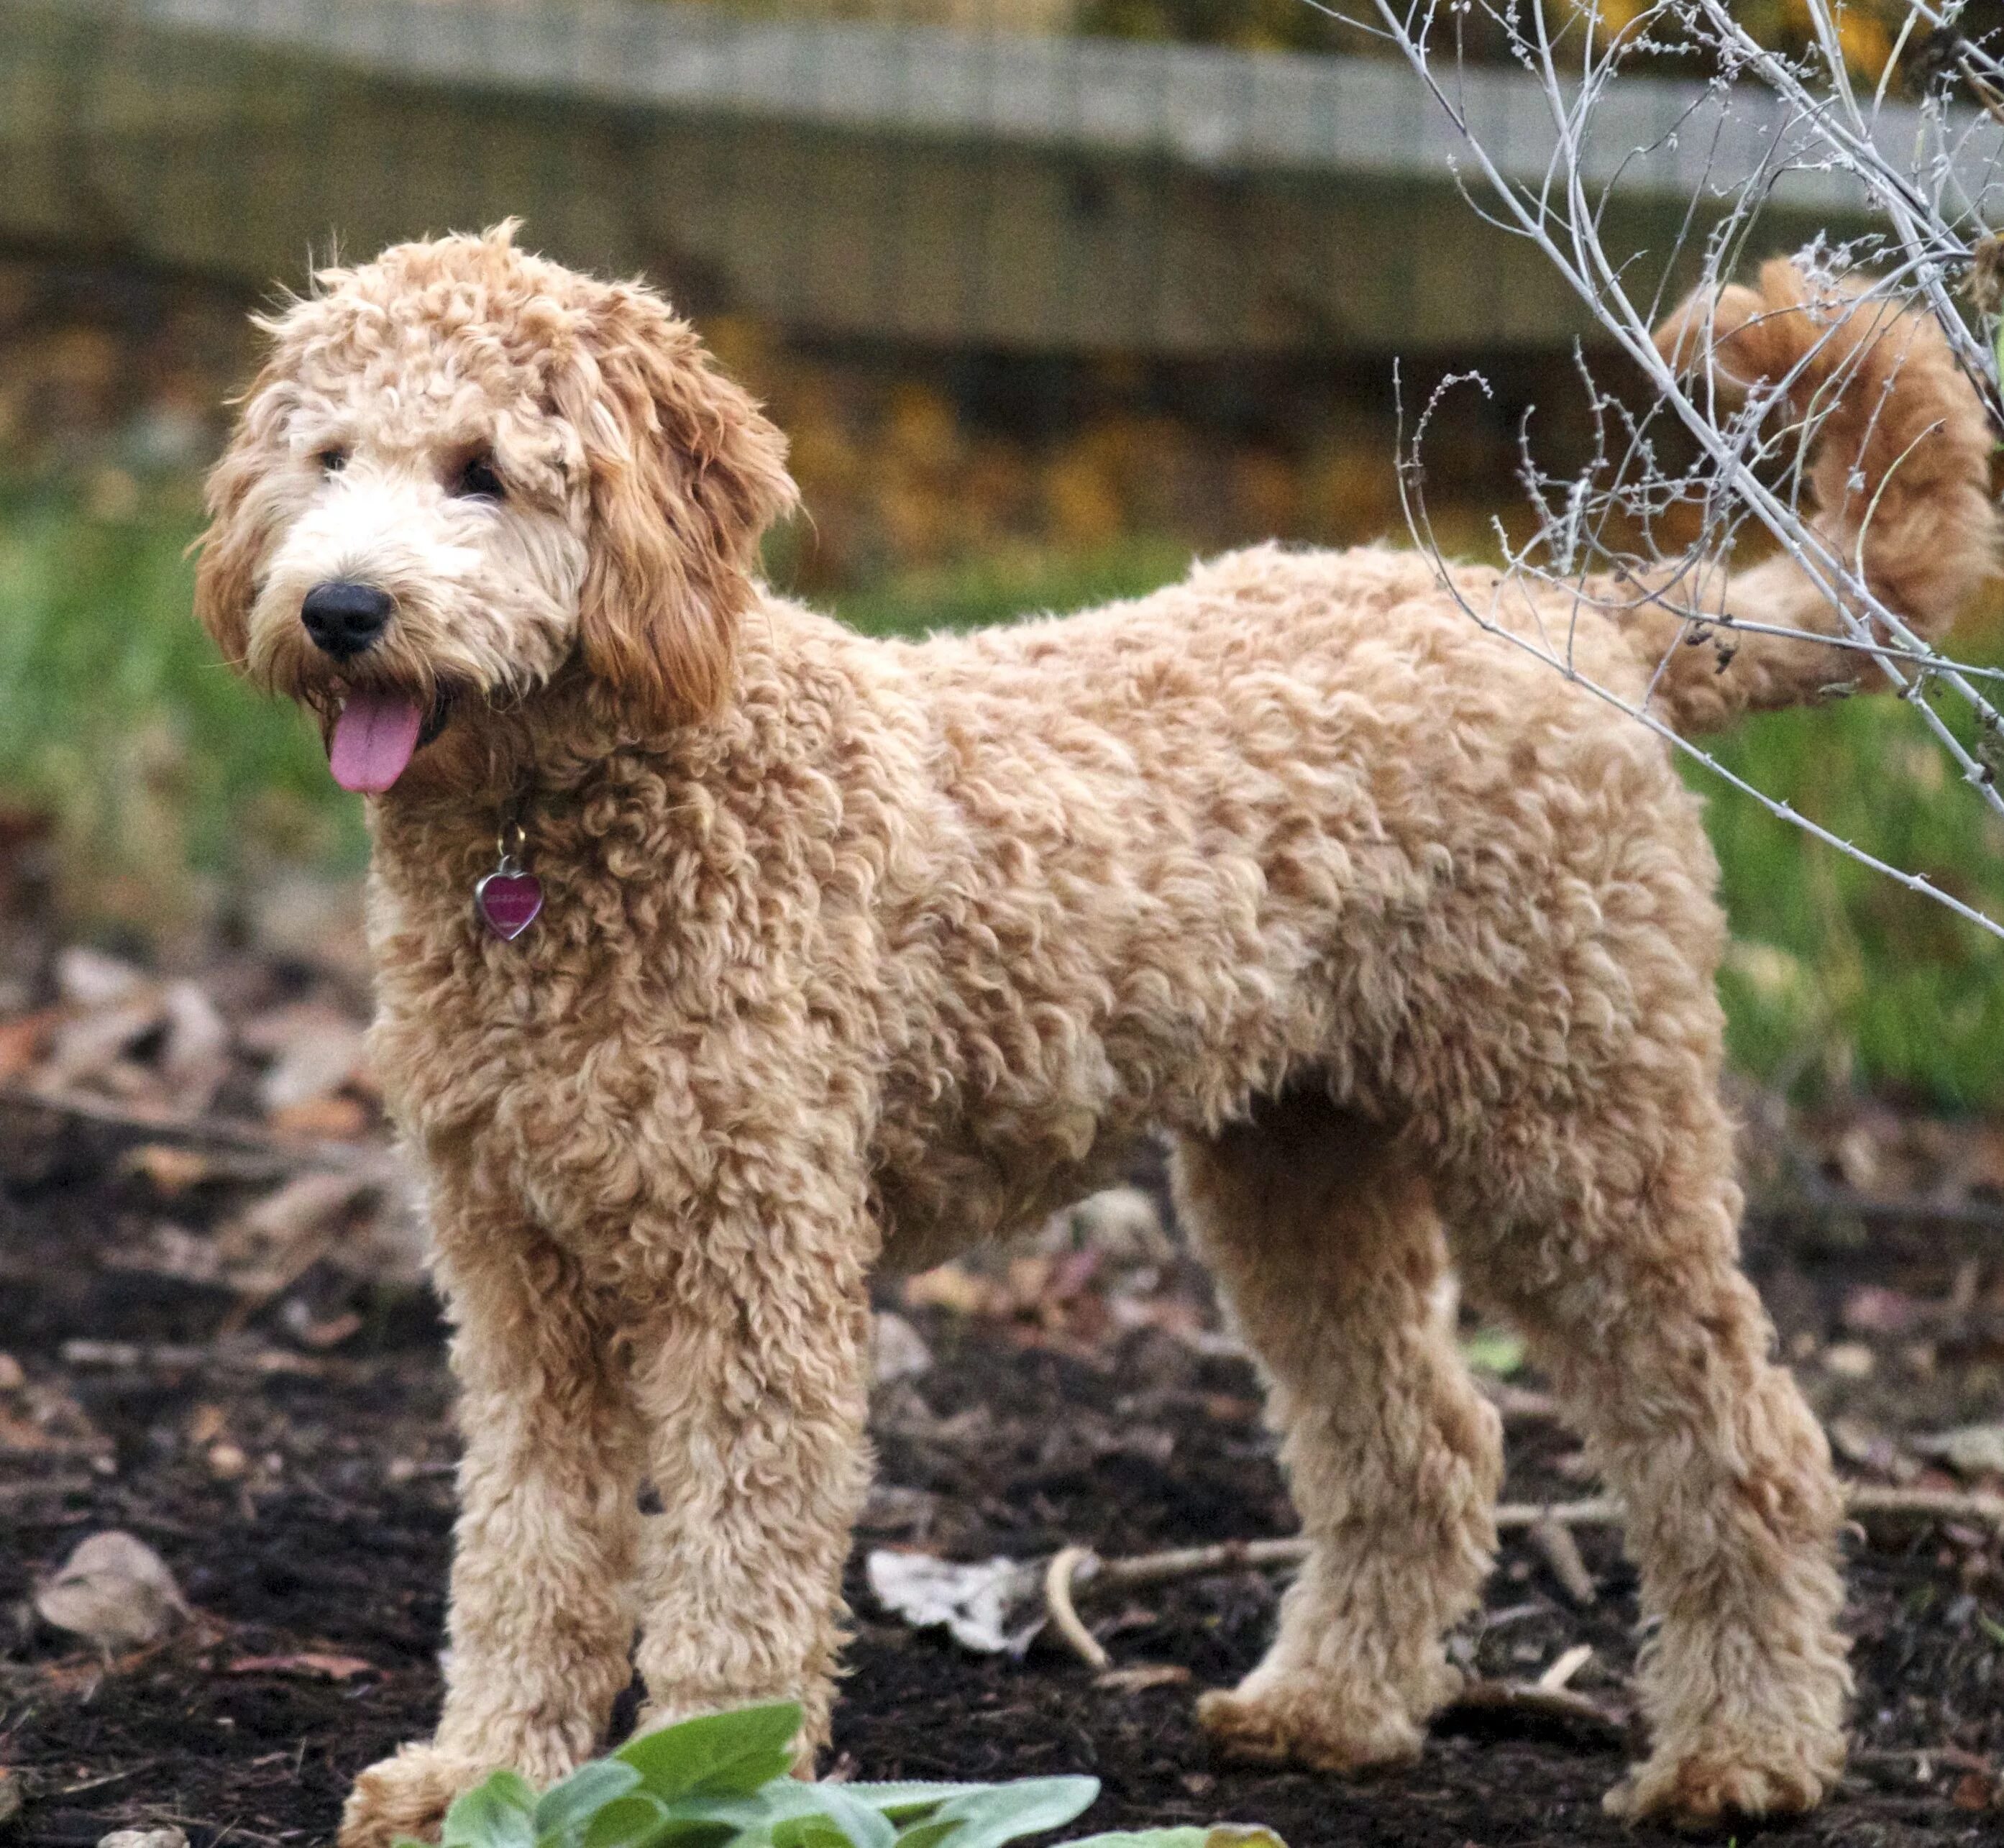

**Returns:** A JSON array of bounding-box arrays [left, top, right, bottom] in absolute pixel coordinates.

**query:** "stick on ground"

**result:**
[[1041, 1483, 2004, 1668]]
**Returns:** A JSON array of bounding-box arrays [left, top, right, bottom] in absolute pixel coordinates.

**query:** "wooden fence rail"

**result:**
[[2, 0, 1995, 352]]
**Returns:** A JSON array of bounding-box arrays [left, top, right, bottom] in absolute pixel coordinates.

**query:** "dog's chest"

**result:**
[[365, 836, 879, 1259]]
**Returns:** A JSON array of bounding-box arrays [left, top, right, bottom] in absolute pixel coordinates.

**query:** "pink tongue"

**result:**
[[329, 690, 425, 793]]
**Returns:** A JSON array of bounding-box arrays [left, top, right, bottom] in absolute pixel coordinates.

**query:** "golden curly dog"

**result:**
[[194, 226, 1995, 1844]]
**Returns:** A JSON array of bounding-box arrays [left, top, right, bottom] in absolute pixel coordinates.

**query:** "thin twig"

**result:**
[[1445, 1677, 1626, 1739], [1350, 0, 2004, 941], [1042, 1481, 2004, 1657], [1756, 1183, 2004, 1235], [0, 1473, 96, 1505], [1528, 1516, 1598, 1606], [57, 1337, 376, 1381], [1844, 1484, 2004, 1529], [1537, 1642, 1594, 1693], [1043, 1545, 1107, 1671], [1478, 1379, 1562, 1421], [0, 1081, 392, 1176]]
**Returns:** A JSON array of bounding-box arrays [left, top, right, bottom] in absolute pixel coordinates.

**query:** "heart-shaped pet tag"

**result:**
[[475, 869, 543, 941]]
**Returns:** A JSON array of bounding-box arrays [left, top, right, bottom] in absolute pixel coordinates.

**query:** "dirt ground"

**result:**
[[4, 1045, 2004, 1847]]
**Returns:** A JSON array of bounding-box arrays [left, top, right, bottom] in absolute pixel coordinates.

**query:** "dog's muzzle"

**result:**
[[301, 580, 394, 662]]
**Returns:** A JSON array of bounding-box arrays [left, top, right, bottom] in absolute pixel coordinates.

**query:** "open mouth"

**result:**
[[326, 687, 454, 793]]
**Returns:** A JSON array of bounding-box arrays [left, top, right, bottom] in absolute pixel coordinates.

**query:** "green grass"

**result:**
[[5, 494, 2000, 1108], [0, 488, 367, 918], [822, 536, 1196, 639], [1702, 685, 2004, 1109]]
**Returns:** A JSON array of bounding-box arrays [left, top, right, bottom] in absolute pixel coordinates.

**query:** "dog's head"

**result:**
[[197, 224, 797, 792]]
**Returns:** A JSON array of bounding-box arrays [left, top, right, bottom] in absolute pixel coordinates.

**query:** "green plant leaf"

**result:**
[[1058, 1834, 1211, 1847], [772, 1821, 864, 1848], [1460, 1327, 1524, 1376], [892, 1776, 1099, 1848], [892, 1824, 953, 1848], [839, 1785, 987, 1820], [580, 1794, 675, 1848], [1063, 1829, 1286, 1848], [616, 1703, 805, 1801], [637, 1785, 822, 1846], [769, 1772, 897, 1844], [441, 1770, 539, 1848], [755, 1779, 900, 1848], [535, 1760, 644, 1844]]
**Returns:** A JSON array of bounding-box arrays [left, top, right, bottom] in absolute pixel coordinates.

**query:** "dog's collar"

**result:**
[[474, 803, 543, 941]]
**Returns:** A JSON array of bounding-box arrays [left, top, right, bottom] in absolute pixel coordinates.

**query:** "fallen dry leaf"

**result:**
[[0, 1380, 109, 1460], [160, 980, 231, 1110], [53, 946, 147, 1010], [1048, 1184, 1171, 1263], [35, 1531, 189, 1656], [901, 1262, 996, 1317], [186, 1403, 227, 1446], [119, 1143, 226, 1196], [1822, 1341, 1877, 1379], [247, 872, 372, 985], [0, 1006, 60, 1081], [865, 1549, 1043, 1655], [1842, 1285, 1924, 1336], [1951, 1767, 2001, 1811], [283, 1304, 365, 1350], [42, 997, 166, 1094], [1827, 1415, 1919, 1483], [218, 1170, 382, 1289], [266, 1094, 372, 1141], [244, 1003, 367, 1115], [871, 1310, 933, 1386], [1913, 1424, 2004, 1480], [0, 1407, 76, 1454]]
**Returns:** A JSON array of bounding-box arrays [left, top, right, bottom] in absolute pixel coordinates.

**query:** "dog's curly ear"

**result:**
[[557, 285, 797, 728], [193, 422, 267, 667], [193, 360, 296, 669]]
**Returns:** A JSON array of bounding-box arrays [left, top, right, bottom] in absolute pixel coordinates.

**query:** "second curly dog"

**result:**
[[194, 228, 1995, 1844]]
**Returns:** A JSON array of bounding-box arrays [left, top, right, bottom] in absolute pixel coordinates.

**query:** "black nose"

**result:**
[[300, 581, 393, 659]]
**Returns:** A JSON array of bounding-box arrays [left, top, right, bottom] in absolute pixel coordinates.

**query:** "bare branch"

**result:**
[[1340, 1, 2004, 941]]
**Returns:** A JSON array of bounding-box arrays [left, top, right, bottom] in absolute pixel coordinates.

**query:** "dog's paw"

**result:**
[[339, 1744, 494, 1848], [1198, 1678, 1423, 1774], [1603, 1737, 1840, 1830]]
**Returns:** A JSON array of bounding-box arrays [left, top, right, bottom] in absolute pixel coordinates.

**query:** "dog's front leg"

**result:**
[[341, 1214, 645, 1848], [625, 1191, 875, 1763]]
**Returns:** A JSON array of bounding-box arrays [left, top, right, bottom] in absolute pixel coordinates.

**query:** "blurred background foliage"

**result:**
[[1, 0, 2000, 1111]]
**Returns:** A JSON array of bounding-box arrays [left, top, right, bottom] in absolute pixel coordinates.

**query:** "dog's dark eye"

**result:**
[[453, 454, 505, 500], [316, 447, 348, 475]]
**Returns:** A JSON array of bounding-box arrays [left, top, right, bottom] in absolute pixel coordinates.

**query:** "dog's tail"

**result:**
[[1617, 259, 1998, 737]]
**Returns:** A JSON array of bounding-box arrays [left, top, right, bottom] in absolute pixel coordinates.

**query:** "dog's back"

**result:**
[[863, 541, 1708, 1268]]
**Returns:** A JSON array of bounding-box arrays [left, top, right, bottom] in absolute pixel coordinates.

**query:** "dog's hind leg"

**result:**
[[1437, 1069, 1848, 1825], [1178, 1092, 1502, 1772]]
